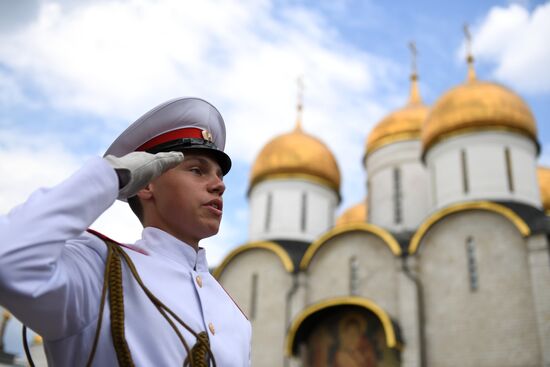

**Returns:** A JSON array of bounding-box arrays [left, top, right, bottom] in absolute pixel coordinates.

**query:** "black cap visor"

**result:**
[[146, 138, 232, 175]]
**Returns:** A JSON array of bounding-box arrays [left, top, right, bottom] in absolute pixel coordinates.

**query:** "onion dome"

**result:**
[[365, 43, 430, 156], [336, 200, 367, 226], [249, 122, 341, 194], [537, 167, 550, 213], [422, 49, 538, 154]]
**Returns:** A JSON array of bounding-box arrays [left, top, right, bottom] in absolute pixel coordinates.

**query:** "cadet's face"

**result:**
[[146, 152, 225, 247]]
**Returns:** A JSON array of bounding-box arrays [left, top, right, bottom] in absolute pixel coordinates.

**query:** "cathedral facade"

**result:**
[[215, 57, 550, 367]]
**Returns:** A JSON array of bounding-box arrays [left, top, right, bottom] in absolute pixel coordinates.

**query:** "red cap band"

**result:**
[[136, 128, 205, 151]]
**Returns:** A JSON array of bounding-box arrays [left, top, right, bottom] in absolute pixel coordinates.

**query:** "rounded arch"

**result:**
[[300, 223, 401, 271], [213, 241, 294, 278], [285, 296, 398, 356], [409, 201, 531, 254]]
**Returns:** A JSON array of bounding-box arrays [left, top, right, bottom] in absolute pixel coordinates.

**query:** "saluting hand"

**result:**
[[104, 151, 184, 200]]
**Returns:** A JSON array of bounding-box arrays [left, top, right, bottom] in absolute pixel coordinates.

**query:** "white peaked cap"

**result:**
[[104, 97, 231, 174]]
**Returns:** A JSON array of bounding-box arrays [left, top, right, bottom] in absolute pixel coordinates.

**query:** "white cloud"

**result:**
[[0, 0, 393, 149], [467, 2, 550, 93], [0, 0, 396, 219], [0, 131, 81, 212]]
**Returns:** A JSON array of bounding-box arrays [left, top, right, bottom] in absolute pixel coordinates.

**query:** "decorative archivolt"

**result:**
[[300, 223, 402, 271], [285, 296, 398, 357], [409, 201, 530, 254], [213, 241, 294, 278]]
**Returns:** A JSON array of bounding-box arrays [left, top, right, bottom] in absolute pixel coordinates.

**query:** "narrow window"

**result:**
[[264, 193, 272, 232], [461, 150, 469, 194], [250, 273, 258, 320], [301, 192, 307, 232], [505, 148, 514, 192], [431, 162, 438, 206], [465, 236, 478, 292], [349, 256, 359, 295], [393, 167, 402, 224], [367, 178, 371, 222], [327, 201, 333, 227]]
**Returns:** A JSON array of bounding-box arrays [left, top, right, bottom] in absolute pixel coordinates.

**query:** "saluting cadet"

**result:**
[[0, 97, 251, 366]]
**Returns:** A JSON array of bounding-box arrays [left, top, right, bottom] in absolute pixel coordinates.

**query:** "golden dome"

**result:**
[[537, 167, 550, 213], [422, 72, 537, 154], [366, 74, 429, 156], [249, 124, 341, 193], [336, 200, 367, 226]]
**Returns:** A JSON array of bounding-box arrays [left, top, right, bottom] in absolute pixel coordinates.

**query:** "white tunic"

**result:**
[[0, 157, 251, 366]]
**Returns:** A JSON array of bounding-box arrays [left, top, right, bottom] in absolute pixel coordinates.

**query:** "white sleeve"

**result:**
[[0, 157, 119, 340]]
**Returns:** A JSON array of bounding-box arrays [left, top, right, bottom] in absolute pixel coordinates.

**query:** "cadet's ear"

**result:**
[[136, 184, 153, 201]]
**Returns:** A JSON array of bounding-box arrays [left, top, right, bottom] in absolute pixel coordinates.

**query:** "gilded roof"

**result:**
[[537, 167, 550, 213], [335, 200, 367, 226], [422, 79, 537, 153], [366, 74, 429, 156], [249, 125, 341, 192]]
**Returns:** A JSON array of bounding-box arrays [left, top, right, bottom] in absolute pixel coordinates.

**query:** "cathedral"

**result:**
[[1, 46, 549, 367], [214, 49, 550, 367]]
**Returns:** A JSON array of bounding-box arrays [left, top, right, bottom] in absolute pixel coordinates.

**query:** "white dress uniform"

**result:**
[[0, 97, 251, 366]]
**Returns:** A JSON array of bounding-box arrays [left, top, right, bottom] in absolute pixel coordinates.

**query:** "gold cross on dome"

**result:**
[[408, 41, 417, 77], [463, 23, 476, 81], [295, 75, 305, 131]]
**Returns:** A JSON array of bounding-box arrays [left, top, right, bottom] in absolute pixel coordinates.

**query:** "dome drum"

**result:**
[[422, 81, 539, 157], [249, 129, 341, 196]]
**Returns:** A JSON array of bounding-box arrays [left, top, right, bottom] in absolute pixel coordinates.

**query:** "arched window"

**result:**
[[465, 236, 478, 291], [349, 256, 359, 295], [393, 167, 402, 224], [264, 193, 273, 232], [505, 147, 514, 192], [250, 273, 258, 320], [301, 192, 307, 232], [461, 149, 469, 194]]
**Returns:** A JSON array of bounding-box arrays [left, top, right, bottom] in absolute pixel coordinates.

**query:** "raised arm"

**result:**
[[0, 152, 183, 340]]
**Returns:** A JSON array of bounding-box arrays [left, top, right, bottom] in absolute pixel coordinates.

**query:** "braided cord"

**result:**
[[108, 248, 135, 366], [184, 331, 211, 367], [86, 245, 114, 367], [86, 239, 216, 367], [113, 245, 217, 367]]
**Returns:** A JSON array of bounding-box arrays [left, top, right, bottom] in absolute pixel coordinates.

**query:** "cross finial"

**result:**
[[295, 75, 304, 131], [464, 24, 472, 55], [408, 41, 421, 104], [409, 41, 418, 77], [464, 23, 476, 81]]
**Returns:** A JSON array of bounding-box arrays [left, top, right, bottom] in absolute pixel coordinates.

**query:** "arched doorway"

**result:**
[[286, 297, 402, 367]]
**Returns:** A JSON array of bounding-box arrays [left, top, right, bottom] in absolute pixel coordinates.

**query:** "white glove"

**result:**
[[104, 151, 184, 200]]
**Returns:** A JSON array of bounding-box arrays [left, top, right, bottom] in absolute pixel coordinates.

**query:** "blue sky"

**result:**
[[0, 0, 549, 265], [0, 0, 549, 357]]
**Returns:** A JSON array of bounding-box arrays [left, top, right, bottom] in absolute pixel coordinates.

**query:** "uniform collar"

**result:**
[[137, 227, 209, 272]]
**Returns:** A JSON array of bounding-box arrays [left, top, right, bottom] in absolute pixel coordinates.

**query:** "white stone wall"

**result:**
[[527, 234, 550, 367], [306, 231, 400, 317], [417, 210, 542, 367], [216, 249, 293, 367], [248, 179, 338, 242], [397, 256, 422, 367], [365, 140, 429, 232], [425, 131, 540, 211]]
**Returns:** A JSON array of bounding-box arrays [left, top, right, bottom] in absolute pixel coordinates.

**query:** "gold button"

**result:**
[[196, 275, 202, 288], [208, 322, 215, 335]]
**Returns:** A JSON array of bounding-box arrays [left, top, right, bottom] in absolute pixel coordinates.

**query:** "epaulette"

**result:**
[[86, 228, 149, 256]]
